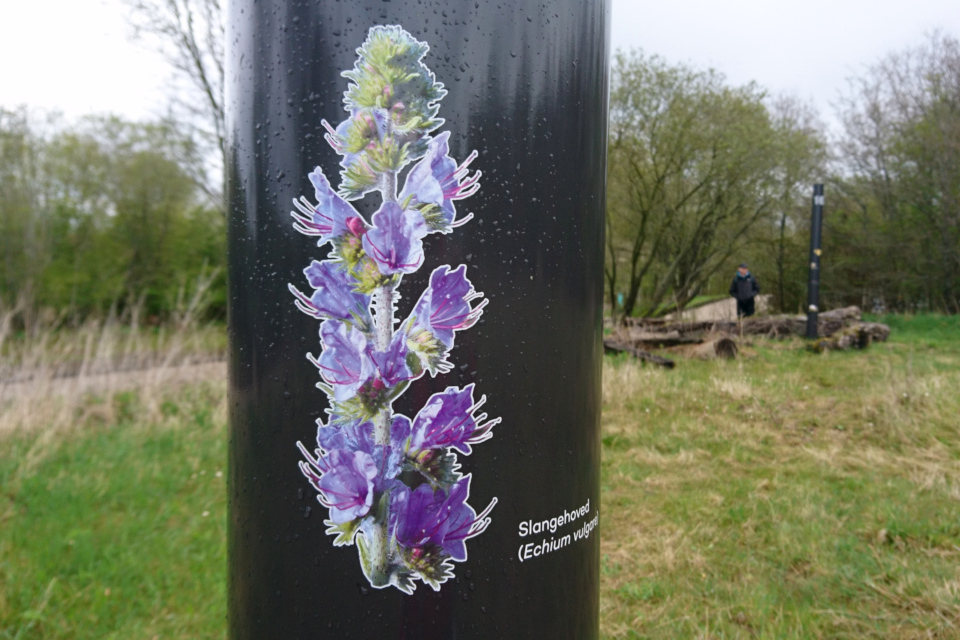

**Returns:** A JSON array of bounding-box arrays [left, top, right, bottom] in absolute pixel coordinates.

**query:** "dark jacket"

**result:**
[[729, 272, 760, 302]]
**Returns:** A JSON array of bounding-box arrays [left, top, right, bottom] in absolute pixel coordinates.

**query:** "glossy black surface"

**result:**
[[225, 1, 609, 638]]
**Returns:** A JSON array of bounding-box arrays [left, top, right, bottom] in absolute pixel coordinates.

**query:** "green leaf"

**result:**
[[324, 518, 362, 547]]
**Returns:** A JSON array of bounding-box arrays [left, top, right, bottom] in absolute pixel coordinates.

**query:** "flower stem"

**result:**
[[364, 524, 391, 587], [372, 283, 395, 445], [368, 168, 398, 578], [372, 166, 398, 447], [360, 496, 392, 588], [381, 170, 397, 203]]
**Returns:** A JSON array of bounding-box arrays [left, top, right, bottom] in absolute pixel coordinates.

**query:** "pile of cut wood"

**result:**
[[604, 306, 890, 368]]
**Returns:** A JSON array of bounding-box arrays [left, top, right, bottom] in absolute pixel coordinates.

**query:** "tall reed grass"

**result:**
[[0, 277, 226, 461]]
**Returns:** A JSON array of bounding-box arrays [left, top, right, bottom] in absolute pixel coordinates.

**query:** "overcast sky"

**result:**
[[2, 0, 958, 132]]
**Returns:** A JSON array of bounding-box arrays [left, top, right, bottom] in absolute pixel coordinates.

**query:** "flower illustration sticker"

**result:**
[[288, 25, 498, 594]]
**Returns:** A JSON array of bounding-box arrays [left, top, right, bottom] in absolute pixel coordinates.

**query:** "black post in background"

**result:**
[[806, 184, 825, 339], [225, 1, 609, 639]]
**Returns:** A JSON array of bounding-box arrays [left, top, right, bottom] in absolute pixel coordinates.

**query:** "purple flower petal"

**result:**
[[391, 414, 412, 444], [289, 260, 371, 326], [391, 476, 495, 559], [438, 480, 475, 561], [370, 332, 414, 387], [317, 415, 410, 454], [399, 131, 480, 230], [409, 385, 476, 454], [392, 483, 446, 548], [317, 449, 378, 523], [408, 265, 487, 349], [317, 419, 376, 453], [311, 321, 375, 402], [361, 202, 429, 275], [290, 167, 359, 245]]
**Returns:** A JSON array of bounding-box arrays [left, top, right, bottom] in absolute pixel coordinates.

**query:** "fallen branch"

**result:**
[[603, 339, 675, 369], [808, 322, 891, 352], [618, 306, 890, 345]]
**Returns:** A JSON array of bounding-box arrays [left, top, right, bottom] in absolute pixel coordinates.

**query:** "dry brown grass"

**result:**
[[600, 335, 960, 638], [0, 283, 226, 473]]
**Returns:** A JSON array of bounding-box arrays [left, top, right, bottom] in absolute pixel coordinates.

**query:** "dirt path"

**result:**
[[0, 360, 226, 403]]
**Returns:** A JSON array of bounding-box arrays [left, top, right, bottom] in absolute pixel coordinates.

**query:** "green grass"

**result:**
[[866, 312, 960, 348], [0, 383, 226, 639], [601, 317, 960, 638], [1, 316, 959, 638]]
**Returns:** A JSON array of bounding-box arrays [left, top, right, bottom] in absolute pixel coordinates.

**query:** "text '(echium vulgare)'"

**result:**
[[289, 25, 499, 594]]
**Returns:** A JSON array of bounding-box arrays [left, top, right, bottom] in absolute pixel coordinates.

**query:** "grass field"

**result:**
[[601, 314, 960, 638], [1, 315, 958, 638]]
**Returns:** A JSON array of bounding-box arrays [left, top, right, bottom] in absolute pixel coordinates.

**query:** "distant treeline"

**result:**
[[0, 109, 225, 324], [606, 33, 960, 317], [2, 34, 957, 325]]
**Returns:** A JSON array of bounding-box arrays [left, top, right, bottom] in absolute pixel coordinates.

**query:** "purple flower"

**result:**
[[317, 415, 411, 453], [439, 480, 496, 561], [310, 321, 374, 402], [399, 131, 480, 230], [390, 414, 412, 443], [392, 476, 496, 561], [313, 449, 378, 524], [370, 332, 414, 387], [289, 260, 371, 326], [362, 202, 429, 275], [408, 385, 499, 455], [323, 108, 390, 170], [407, 265, 487, 349], [296, 444, 381, 522], [312, 420, 402, 495], [291, 167, 359, 245], [317, 419, 376, 453]]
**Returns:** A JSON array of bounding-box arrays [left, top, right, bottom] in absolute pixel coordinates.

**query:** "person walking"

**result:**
[[729, 263, 760, 318]]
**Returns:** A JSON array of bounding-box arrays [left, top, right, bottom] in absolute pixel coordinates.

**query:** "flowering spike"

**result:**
[[291, 25, 499, 594]]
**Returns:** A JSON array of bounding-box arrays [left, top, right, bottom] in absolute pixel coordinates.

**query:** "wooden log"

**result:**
[[636, 335, 705, 349], [628, 330, 682, 342], [666, 320, 732, 334], [819, 306, 862, 322], [690, 337, 738, 360], [603, 339, 675, 369], [738, 316, 804, 338], [622, 329, 705, 349], [808, 322, 880, 352], [859, 322, 890, 342], [622, 316, 667, 327], [618, 305, 889, 344]]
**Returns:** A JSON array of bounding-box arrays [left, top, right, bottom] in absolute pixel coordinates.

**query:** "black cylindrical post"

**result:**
[[805, 184, 825, 339], [225, 2, 609, 639]]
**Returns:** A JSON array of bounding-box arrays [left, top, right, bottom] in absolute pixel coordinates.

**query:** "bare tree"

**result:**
[[765, 96, 827, 312], [837, 31, 960, 312], [124, 0, 225, 208], [606, 51, 791, 320]]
